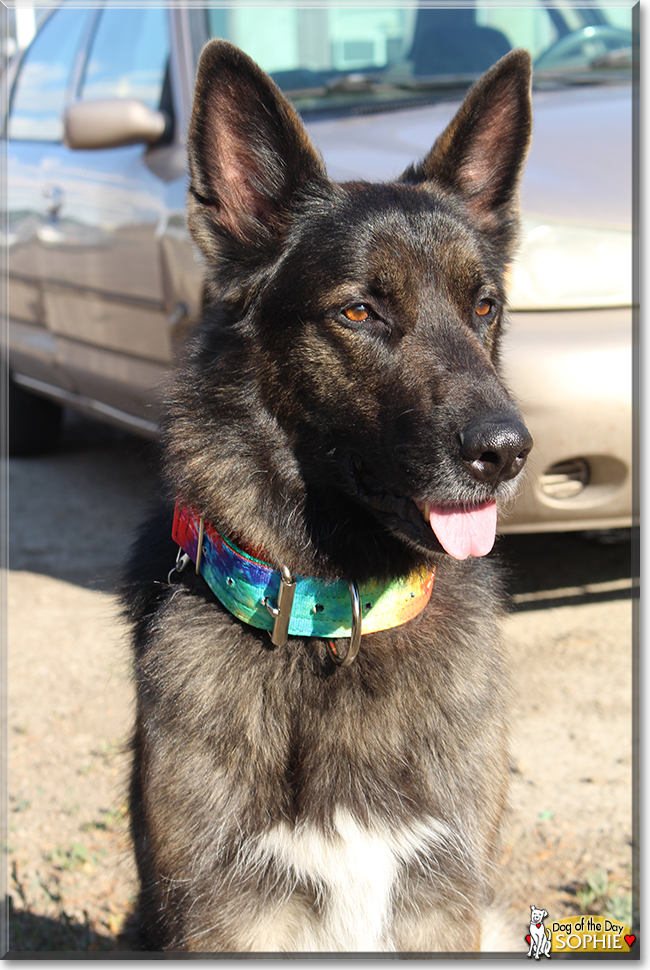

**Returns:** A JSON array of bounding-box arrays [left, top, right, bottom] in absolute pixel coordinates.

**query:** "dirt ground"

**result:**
[[4, 412, 638, 955]]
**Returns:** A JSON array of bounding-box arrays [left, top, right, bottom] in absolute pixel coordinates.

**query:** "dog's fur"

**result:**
[[123, 41, 533, 953]]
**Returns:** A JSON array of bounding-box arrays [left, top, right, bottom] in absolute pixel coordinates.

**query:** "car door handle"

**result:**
[[43, 184, 64, 218]]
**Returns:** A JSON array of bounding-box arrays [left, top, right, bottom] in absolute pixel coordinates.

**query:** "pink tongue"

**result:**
[[428, 502, 497, 560]]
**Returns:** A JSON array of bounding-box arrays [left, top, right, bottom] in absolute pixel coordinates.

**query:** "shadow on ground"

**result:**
[[7, 895, 119, 953], [8, 411, 162, 593], [496, 528, 636, 611]]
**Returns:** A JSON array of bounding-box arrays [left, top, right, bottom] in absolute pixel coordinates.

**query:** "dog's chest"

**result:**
[[253, 807, 449, 951]]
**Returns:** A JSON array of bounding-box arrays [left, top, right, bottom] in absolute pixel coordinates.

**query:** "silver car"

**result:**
[[5, 2, 636, 534]]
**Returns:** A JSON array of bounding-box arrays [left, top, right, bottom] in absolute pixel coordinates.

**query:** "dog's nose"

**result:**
[[459, 415, 532, 487]]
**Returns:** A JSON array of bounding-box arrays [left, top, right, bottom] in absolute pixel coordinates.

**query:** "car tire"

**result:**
[[9, 375, 63, 456]]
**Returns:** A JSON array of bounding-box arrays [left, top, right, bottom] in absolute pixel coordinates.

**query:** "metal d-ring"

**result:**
[[167, 546, 191, 586], [327, 580, 362, 667]]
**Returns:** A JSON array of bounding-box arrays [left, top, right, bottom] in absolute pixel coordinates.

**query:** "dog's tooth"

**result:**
[[423, 501, 431, 522]]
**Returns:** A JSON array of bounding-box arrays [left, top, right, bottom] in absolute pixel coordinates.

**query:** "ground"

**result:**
[[4, 413, 637, 954]]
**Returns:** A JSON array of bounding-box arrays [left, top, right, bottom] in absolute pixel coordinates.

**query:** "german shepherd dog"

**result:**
[[123, 41, 533, 953]]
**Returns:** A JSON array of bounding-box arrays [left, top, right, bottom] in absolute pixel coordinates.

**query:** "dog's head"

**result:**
[[530, 907, 548, 924], [179, 42, 533, 576]]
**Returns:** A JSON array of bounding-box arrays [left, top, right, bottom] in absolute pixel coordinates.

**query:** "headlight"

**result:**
[[507, 217, 632, 310]]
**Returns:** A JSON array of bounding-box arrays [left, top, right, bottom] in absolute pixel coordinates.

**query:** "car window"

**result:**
[[80, 7, 170, 110], [475, 4, 558, 60], [8, 7, 93, 141], [207, 7, 417, 77], [475, 2, 632, 61], [204, 4, 633, 116]]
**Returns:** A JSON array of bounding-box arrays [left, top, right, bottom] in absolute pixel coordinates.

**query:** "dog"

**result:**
[[122, 40, 533, 953], [527, 907, 552, 959]]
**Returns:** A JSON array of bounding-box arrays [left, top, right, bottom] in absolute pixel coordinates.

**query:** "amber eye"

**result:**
[[476, 299, 492, 317], [344, 305, 371, 322]]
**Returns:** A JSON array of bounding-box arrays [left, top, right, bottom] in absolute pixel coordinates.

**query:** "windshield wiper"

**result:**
[[322, 71, 480, 96], [325, 73, 385, 94], [282, 70, 489, 100], [392, 73, 482, 90], [590, 47, 633, 68]]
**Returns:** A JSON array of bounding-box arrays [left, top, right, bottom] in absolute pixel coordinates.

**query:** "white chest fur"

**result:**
[[251, 807, 451, 952]]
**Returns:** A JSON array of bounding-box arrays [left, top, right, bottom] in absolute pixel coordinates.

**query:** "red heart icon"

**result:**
[[536, 923, 542, 928], [624, 934, 635, 947], [525, 935, 531, 944]]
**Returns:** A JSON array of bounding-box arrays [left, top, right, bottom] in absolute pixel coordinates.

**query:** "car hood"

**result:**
[[304, 82, 632, 229]]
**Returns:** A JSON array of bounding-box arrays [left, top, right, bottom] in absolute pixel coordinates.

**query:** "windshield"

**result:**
[[204, 3, 633, 115]]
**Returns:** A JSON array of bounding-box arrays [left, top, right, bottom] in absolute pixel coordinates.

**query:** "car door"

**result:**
[[8, 4, 185, 431], [7, 5, 95, 395]]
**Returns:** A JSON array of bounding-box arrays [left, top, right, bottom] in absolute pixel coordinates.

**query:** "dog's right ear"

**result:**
[[400, 49, 532, 251], [187, 40, 328, 261]]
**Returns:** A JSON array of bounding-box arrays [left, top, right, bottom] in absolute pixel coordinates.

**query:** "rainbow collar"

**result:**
[[172, 503, 435, 660]]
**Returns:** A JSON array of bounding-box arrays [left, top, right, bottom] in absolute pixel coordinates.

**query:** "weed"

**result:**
[[46, 842, 91, 872], [574, 869, 632, 927], [603, 893, 633, 927], [11, 861, 29, 908], [92, 738, 125, 764], [83, 802, 128, 833], [576, 868, 608, 909]]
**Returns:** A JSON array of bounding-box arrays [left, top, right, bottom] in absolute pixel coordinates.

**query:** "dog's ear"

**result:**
[[401, 49, 532, 245], [187, 40, 328, 259]]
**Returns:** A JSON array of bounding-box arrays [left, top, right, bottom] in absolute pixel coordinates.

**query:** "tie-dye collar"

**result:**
[[172, 502, 435, 647]]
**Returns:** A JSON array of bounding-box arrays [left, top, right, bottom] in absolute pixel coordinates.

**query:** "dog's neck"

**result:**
[[171, 502, 436, 662]]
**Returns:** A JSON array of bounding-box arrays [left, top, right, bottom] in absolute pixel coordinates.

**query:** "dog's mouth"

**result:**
[[340, 452, 498, 561]]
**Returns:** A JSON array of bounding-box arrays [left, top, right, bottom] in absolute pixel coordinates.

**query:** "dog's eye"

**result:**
[[337, 302, 391, 338], [476, 299, 493, 317], [344, 305, 371, 323]]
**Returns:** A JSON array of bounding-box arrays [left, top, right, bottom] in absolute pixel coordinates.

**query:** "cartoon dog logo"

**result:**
[[527, 906, 552, 959]]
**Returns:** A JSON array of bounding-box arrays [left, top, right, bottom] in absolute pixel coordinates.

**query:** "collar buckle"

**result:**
[[264, 565, 296, 647], [264, 570, 362, 666]]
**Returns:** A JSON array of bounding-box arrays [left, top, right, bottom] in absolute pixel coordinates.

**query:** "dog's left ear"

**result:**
[[401, 49, 532, 246]]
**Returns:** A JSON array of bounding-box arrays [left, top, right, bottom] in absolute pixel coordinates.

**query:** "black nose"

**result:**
[[459, 415, 532, 486]]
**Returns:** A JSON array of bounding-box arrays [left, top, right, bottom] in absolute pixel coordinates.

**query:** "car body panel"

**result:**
[[8, 140, 173, 412], [303, 82, 632, 229], [500, 307, 632, 532]]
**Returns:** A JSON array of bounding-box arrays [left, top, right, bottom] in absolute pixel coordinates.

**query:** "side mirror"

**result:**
[[64, 98, 169, 150]]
